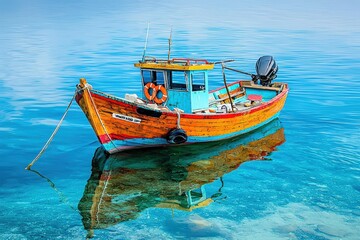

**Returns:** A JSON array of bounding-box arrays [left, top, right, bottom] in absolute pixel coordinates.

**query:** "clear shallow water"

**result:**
[[1, 1, 360, 239]]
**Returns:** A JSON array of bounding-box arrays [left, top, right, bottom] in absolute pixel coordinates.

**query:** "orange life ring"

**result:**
[[154, 85, 168, 104], [144, 82, 156, 101]]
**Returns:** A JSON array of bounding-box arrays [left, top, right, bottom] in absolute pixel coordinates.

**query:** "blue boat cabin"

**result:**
[[135, 58, 214, 113]]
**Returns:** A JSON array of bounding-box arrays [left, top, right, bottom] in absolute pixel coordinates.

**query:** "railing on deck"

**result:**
[[142, 56, 210, 65]]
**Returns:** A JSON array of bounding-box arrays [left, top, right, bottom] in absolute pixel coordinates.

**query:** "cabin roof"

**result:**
[[134, 58, 215, 71]]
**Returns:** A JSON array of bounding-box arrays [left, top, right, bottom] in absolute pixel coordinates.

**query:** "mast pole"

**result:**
[[167, 27, 173, 62], [142, 23, 150, 62]]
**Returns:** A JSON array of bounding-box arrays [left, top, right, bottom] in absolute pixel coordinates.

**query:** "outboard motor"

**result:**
[[255, 56, 278, 86]]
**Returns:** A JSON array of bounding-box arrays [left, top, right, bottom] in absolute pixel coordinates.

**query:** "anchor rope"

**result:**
[[29, 169, 79, 212], [84, 86, 120, 152], [25, 91, 77, 170], [25, 82, 120, 170]]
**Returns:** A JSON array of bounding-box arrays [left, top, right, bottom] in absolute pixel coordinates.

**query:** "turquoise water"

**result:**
[[1, 1, 360, 239]]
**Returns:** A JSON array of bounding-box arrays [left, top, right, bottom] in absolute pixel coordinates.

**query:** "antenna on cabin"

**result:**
[[167, 27, 173, 62], [142, 23, 150, 62]]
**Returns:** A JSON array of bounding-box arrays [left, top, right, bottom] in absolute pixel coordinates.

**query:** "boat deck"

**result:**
[[106, 80, 286, 115]]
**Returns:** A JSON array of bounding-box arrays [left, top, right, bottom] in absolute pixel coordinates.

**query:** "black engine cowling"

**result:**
[[255, 56, 278, 86]]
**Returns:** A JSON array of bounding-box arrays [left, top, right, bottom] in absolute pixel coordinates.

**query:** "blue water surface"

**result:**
[[0, 0, 359, 239]]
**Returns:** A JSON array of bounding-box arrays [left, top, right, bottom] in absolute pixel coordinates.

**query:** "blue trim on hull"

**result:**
[[103, 114, 280, 153]]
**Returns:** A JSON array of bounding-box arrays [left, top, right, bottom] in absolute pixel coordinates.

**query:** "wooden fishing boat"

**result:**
[[76, 54, 288, 153], [78, 119, 285, 232]]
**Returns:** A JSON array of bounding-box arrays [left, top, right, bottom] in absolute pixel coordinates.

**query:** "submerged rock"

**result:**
[[166, 214, 223, 237]]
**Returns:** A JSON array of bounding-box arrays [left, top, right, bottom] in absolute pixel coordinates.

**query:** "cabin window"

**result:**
[[191, 72, 206, 91], [169, 71, 187, 90], [141, 70, 166, 86], [155, 71, 165, 85], [142, 70, 152, 84]]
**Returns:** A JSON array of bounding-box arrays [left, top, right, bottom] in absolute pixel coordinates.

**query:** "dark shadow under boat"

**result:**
[[78, 119, 285, 233]]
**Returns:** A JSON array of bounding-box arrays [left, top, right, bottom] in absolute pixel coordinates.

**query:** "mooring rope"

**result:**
[[84, 86, 119, 152], [25, 91, 77, 170], [29, 169, 79, 212]]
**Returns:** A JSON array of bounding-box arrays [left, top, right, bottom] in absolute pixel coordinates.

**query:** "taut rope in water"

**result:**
[[29, 169, 79, 212], [25, 91, 76, 170]]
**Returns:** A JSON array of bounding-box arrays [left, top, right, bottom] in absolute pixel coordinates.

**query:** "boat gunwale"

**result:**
[[85, 82, 288, 120]]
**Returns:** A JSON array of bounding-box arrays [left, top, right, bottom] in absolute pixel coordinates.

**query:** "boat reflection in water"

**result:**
[[78, 119, 285, 234]]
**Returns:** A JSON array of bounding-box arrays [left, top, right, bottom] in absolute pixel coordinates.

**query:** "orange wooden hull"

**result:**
[[76, 82, 288, 153]]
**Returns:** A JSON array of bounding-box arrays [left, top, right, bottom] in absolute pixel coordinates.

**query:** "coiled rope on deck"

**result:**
[[25, 91, 77, 170]]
